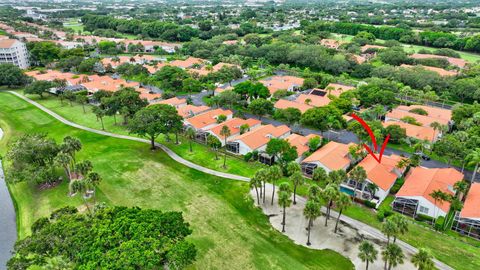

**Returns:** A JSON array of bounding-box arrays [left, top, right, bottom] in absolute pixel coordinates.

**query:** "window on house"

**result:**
[[419, 206, 429, 214]]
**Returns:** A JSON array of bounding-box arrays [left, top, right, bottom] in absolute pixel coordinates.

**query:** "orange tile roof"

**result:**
[[137, 87, 161, 101], [296, 93, 331, 107], [215, 86, 233, 94], [396, 105, 451, 123], [185, 108, 233, 129], [361, 44, 386, 52], [352, 54, 366, 64], [170, 57, 205, 69], [302, 141, 355, 171], [177, 105, 211, 118], [259, 75, 304, 95], [355, 154, 404, 191], [81, 76, 139, 92], [230, 124, 291, 150], [383, 121, 436, 141], [319, 39, 346, 49], [410, 53, 467, 68], [386, 108, 449, 126], [208, 118, 261, 139], [325, 83, 356, 93], [26, 70, 84, 85], [285, 134, 319, 157], [156, 97, 187, 108], [400, 64, 458, 77], [212, 62, 239, 72], [397, 167, 464, 213], [0, 39, 18, 48], [460, 183, 480, 219], [274, 99, 313, 113]]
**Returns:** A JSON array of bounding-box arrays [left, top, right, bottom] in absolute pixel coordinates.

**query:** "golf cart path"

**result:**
[[9, 92, 453, 270], [9, 91, 249, 182]]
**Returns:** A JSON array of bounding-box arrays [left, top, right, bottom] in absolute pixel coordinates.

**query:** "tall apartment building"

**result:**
[[0, 39, 30, 69]]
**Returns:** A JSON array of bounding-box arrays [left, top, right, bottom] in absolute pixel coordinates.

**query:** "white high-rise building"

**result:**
[[0, 39, 30, 69]]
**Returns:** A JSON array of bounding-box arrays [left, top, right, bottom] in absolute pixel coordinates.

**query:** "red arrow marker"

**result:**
[[351, 113, 390, 163]]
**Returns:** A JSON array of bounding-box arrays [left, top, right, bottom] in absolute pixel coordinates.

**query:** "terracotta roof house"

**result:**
[[285, 134, 319, 162], [351, 54, 366, 64], [396, 105, 452, 123], [453, 183, 480, 240], [226, 124, 291, 155], [26, 70, 84, 86], [170, 57, 206, 69], [301, 141, 356, 175], [144, 62, 169, 74], [400, 64, 458, 77], [155, 97, 187, 108], [343, 154, 405, 206], [410, 53, 467, 68], [177, 105, 211, 118], [183, 108, 233, 131], [319, 39, 346, 50], [386, 108, 450, 127], [383, 121, 436, 142], [274, 99, 313, 113], [137, 87, 161, 102], [81, 76, 139, 93], [214, 86, 233, 95], [361, 44, 387, 53], [259, 75, 304, 95], [204, 118, 261, 145], [295, 83, 355, 107], [393, 167, 464, 218]]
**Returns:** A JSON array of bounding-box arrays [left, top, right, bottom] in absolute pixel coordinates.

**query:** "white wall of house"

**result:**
[[396, 195, 447, 218]]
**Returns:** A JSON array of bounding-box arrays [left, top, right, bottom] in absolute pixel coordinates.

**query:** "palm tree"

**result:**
[[220, 125, 231, 168], [411, 248, 434, 270], [453, 180, 469, 200], [86, 172, 101, 206], [358, 240, 378, 270], [312, 167, 328, 183], [55, 152, 72, 181], [289, 172, 304, 205], [348, 166, 367, 200], [308, 184, 322, 202], [322, 183, 339, 226], [254, 168, 270, 203], [269, 165, 283, 205], [76, 160, 93, 178], [286, 161, 301, 176], [466, 148, 480, 182], [278, 182, 292, 232], [430, 189, 446, 226], [389, 215, 408, 242], [334, 192, 351, 233], [206, 134, 221, 160], [382, 243, 405, 270], [303, 199, 321, 246], [185, 127, 196, 152], [92, 106, 106, 130], [382, 218, 398, 245], [62, 136, 82, 166], [429, 122, 442, 143], [250, 175, 262, 205]]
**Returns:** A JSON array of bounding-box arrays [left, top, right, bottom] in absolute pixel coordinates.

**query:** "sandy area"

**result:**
[[251, 184, 416, 270]]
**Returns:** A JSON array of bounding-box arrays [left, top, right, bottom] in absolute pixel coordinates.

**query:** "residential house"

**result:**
[[319, 39, 346, 50], [183, 108, 233, 131], [295, 83, 355, 107], [156, 97, 187, 108], [204, 118, 261, 145], [226, 124, 291, 156], [301, 141, 356, 175], [453, 183, 480, 240], [285, 133, 319, 162], [342, 154, 405, 206], [274, 99, 313, 113], [393, 167, 464, 218], [177, 105, 211, 118], [170, 57, 206, 69], [400, 64, 458, 77], [383, 121, 436, 142], [259, 75, 304, 95], [410, 53, 467, 68]]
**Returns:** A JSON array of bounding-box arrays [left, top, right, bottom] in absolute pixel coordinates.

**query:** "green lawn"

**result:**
[[21, 93, 264, 178], [0, 91, 353, 269], [343, 198, 480, 270]]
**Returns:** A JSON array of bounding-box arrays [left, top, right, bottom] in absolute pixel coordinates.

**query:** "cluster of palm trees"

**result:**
[[185, 124, 232, 168], [429, 180, 469, 230], [358, 214, 435, 270], [54, 136, 102, 213]]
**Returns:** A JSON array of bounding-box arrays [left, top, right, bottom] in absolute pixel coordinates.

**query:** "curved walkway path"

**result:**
[[9, 91, 250, 182], [8, 91, 453, 270]]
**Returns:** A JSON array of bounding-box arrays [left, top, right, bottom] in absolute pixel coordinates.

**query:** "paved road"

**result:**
[[8, 92, 458, 270], [0, 127, 17, 269], [9, 92, 249, 182]]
